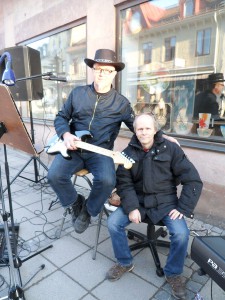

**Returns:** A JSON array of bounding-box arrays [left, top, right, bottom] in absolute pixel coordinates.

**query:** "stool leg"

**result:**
[[82, 175, 93, 189], [56, 208, 70, 239], [72, 174, 78, 185], [92, 209, 104, 260]]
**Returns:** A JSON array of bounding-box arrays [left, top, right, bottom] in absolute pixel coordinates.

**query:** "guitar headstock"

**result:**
[[112, 151, 135, 169]]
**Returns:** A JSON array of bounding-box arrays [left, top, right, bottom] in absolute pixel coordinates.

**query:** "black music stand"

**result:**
[[0, 84, 48, 191], [10, 72, 55, 185], [0, 84, 52, 300]]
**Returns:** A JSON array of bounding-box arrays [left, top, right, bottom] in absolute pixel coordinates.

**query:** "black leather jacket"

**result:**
[[54, 83, 135, 150], [193, 90, 219, 119], [116, 134, 203, 224]]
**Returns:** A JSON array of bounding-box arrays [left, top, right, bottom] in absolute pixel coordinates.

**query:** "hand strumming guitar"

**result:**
[[63, 132, 81, 150]]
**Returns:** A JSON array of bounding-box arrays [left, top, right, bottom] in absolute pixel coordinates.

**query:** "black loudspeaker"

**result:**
[[0, 46, 43, 101], [191, 236, 225, 291]]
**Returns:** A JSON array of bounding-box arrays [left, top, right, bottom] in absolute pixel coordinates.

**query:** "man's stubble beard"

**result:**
[[95, 80, 111, 93]]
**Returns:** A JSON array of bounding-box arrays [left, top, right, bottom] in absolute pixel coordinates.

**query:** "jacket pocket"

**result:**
[[156, 193, 177, 206], [144, 194, 157, 208], [144, 193, 177, 209]]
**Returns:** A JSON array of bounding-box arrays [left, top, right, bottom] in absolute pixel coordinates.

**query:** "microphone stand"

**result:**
[[15, 72, 53, 82], [3, 72, 67, 187]]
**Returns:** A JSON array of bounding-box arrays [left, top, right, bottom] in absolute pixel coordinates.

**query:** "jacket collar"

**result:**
[[90, 82, 115, 97]]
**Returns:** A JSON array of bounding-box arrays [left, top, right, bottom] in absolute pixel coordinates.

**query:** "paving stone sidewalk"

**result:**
[[0, 146, 224, 300]]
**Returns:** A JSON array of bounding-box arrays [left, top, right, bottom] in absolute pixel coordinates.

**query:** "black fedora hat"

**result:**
[[84, 49, 125, 72], [208, 73, 225, 83]]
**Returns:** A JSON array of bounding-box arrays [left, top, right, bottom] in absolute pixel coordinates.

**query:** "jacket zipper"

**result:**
[[80, 95, 100, 154], [89, 95, 100, 132]]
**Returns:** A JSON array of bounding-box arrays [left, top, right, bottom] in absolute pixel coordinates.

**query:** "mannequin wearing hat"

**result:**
[[193, 73, 225, 120], [47, 49, 178, 234]]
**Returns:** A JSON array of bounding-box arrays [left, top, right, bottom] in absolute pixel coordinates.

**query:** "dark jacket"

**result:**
[[193, 90, 219, 119], [116, 134, 203, 224], [54, 83, 135, 150]]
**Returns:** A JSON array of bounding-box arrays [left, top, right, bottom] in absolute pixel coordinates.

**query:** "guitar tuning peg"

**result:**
[[122, 152, 135, 163], [122, 151, 127, 157]]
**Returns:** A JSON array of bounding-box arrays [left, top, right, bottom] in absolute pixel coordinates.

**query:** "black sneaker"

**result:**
[[165, 275, 186, 299], [106, 263, 134, 281], [71, 194, 85, 225], [74, 201, 91, 234]]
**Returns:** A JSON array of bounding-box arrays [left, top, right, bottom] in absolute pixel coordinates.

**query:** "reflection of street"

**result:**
[[152, 98, 168, 129], [31, 86, 58, 119], [43, 86, 57, 106], [134, 100, 151, 114], [133, 100, 171, 131], [134, 78, 195, 133]]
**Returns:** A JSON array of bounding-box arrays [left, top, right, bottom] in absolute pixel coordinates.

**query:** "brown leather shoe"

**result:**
[[106, 263, 134, 281], [165, 275, 186, 299]]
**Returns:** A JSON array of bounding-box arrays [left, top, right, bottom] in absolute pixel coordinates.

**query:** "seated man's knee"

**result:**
[[96, 173, 116, 189], [107, 213, 119, 233], [47, 168, 55, 184], [47, 168, 69, 186], [173, 226, 189, 243], [47, 169, 60, 184]]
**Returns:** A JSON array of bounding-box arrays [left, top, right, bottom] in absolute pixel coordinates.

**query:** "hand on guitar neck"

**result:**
[[45, 131, 135, 169]]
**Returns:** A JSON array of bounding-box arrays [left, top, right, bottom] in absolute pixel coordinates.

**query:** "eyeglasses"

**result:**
[[93, 67, 115, 75]]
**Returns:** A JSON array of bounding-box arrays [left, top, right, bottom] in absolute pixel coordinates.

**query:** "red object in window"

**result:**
[[199, 118, 206, 128]]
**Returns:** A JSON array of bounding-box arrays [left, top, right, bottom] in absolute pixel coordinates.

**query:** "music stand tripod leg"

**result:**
[[12, 155, 49, 185], [0, 85, 53, 297], [0, 166, 24, 300], [0, 157, 53, 298]]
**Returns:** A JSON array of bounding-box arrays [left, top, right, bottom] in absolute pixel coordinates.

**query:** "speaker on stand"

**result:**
[[0, 45, 48, 185]]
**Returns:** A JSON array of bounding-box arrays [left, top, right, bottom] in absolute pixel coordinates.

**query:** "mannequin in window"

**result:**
[[193, 73, 225, 120]]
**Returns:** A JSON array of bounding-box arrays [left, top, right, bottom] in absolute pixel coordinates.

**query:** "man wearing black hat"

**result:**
[[47, 49, 177, 234], [193, 73, 225, 119]]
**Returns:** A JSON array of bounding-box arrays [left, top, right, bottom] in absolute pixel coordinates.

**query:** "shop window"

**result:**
[[118, 1, 225, 143], [196, 28, 211, 56], [20, 23, 86, 120]]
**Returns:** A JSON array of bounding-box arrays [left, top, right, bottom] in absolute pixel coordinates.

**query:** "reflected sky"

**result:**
[[153, 0, 178, 9]]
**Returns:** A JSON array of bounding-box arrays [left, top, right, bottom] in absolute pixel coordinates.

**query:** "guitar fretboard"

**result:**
[[75, 141, 114, 158]]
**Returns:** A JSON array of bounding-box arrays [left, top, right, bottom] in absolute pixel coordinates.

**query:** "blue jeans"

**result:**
[[107, 207, 189, 276], [47, 151, 116, 216]]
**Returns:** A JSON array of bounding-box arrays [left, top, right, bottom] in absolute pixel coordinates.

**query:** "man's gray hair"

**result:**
[[133, 113, 159, 131]]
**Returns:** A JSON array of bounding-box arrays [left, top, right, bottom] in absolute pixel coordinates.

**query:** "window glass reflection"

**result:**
[[119, 0, 225, 140], [26, 23, 86, 120]]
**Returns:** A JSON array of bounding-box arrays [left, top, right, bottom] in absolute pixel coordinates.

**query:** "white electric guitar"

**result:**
[[45, 131, 135, 169]]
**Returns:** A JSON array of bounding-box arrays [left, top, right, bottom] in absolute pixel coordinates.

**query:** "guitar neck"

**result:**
[[74, 140, 114, 158]]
